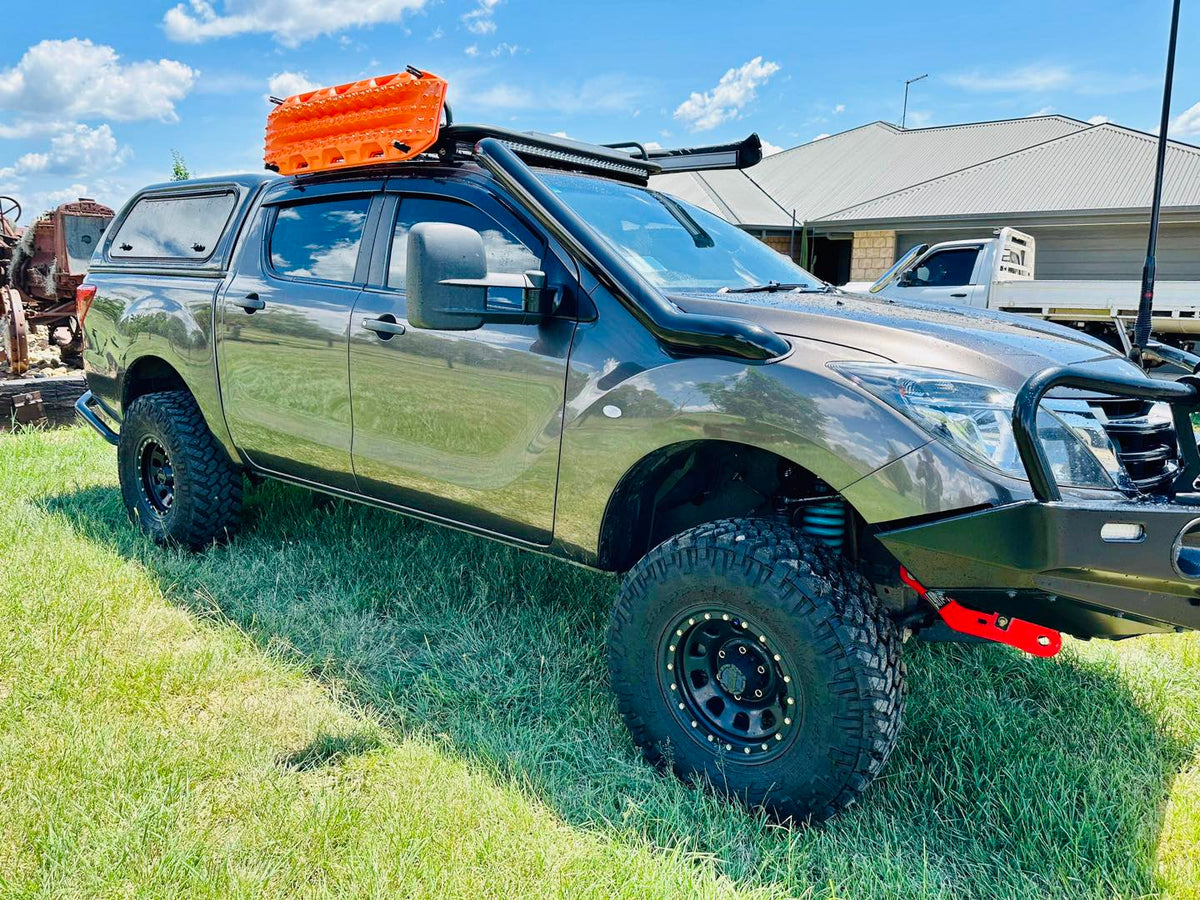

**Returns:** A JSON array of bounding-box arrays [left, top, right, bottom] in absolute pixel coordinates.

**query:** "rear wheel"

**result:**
[[608, 518, 904, 824], [117, 390, 243, 549]]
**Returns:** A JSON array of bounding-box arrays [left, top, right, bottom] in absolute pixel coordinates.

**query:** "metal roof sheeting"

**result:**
[[651, 116, 1088, 227], [651, 117, 1200, 230], [820, 124, 1200, 224]]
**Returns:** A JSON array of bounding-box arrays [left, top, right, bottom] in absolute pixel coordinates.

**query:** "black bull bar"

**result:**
[[879, 365, 1200, 635]]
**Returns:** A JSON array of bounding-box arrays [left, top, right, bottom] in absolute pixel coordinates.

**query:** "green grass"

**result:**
[[1, 426, 1199, 898]]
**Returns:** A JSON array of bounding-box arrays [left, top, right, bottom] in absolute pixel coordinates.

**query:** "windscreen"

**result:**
[[541, 173, 824, 293], [869, 243, 927, 293]]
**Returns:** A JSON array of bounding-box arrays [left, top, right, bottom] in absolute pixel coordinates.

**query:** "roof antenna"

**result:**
[[901, 74, 927, 129], [1132, 0, 1181, 367]]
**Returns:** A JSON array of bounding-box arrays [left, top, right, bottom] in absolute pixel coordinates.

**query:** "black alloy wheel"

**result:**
[[663, 608, 799, 760], [138, 437, 176, 516]]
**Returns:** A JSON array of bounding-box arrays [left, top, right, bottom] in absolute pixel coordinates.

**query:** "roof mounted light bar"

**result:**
[[434, 126, 764, 184], [435, 125, 661, 184], [640, 134, 764, 173]]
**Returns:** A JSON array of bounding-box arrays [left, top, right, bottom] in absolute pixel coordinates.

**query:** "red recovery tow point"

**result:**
[[899, 567, 1062, 658]]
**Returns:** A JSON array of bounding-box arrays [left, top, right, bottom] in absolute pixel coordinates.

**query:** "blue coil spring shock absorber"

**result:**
[[801, 497, 846, 552]]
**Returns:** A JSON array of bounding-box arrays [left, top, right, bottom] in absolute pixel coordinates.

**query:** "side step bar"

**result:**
[[75, 390, 119, 446]]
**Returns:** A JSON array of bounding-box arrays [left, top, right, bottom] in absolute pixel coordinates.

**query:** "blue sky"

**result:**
[[1, 0, 1197, 215]]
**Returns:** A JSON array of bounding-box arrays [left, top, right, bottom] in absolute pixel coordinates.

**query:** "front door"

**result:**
[[897, 245, 983, 307], [348, 187, 575, 543], [218, 181, 381, 489]]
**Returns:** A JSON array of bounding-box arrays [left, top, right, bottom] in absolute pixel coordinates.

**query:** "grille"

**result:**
[[1092, 397, 1180, 494]]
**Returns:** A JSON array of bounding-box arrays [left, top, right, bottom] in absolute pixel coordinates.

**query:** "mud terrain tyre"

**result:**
[[608, 518, 904, 824], [117, 390, 243, 549]]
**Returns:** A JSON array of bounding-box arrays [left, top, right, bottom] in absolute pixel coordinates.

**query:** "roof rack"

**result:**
[[432, 125, 763, 185], [260, 67, 764, 184]]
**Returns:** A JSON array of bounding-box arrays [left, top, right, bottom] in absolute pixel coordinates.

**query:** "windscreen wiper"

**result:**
[[651, 191, 714, 249], [721, 281, 834, 294]]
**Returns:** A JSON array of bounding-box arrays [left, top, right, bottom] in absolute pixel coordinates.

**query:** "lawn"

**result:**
[[1, 425, 1198, 898]]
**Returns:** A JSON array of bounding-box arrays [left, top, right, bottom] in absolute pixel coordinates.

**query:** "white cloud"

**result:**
[[466, 75, 642, 115], [947, 63, 1154, 95], [1087, 114, 1110, 125], [471, 83, 533, 109], [674, 56, 780, 131], [760, 138, 784, 156], [812, 133, 831, 141], [164, 0, 427, 46], [1026, 106, 1055, 117], [0, 121, 53, 140], [948, 64, 1071, 92], [0, 124, 130, 181], [0, 39, 195, 123], [1170, 100, 1200, 137], [491, 42, 519, 57], [267, 71, 319, 100], [464, 44, 479, 57], [833, 103, 846, 114], [462, 0, 501, 34]]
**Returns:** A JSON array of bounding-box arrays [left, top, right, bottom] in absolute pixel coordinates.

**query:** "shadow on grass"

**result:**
[[40, 480, 1192, 899], [281, 729, 384, 772]]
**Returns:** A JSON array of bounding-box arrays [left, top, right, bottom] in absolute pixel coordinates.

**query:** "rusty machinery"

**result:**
[[0, 196, 113, 375]]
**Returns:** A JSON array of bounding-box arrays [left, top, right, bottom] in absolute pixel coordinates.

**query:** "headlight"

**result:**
[[831, 363, 1121, 489]]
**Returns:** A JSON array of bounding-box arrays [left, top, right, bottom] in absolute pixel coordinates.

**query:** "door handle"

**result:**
[[233, 292, 265, 312], [363, 315, 406, 338], [950, 292, 968, 298]]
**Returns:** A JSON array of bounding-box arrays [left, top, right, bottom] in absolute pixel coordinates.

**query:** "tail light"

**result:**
[[76, 283, 97, 326]]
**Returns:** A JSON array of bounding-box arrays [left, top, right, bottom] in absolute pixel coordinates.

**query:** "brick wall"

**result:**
[[849, 230, 897, 282], [761, 234, 796, 260]]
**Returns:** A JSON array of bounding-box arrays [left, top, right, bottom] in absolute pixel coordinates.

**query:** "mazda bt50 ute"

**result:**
[[74, 70, 1200, 824]]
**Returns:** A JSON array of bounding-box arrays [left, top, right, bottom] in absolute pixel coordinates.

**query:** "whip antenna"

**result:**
[[1132, 0, 1181, 364]]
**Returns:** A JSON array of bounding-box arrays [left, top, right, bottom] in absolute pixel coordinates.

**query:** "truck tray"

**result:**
[[264, 70, 448, 176]]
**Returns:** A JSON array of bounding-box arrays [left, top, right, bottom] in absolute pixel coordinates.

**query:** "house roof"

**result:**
[[650, 115, 1200, 230], [820, 122, 1200, 224]]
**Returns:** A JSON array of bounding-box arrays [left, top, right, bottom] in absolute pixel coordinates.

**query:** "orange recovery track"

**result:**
[[264, 70, 448, 176]]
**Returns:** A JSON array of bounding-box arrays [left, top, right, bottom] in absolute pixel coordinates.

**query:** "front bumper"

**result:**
[[879, 496, 1200, 637], [880, 362, 1200, 639]]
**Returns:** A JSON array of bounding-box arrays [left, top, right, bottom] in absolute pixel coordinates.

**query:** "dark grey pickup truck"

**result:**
[[76, 126, 1200, 823]]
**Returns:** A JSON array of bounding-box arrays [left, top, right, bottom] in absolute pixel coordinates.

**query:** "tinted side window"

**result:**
[[911, 248, 979, 287], [269, 197, 372, 283], [388, 197, 542, 292], [111, 192, 236, 260]]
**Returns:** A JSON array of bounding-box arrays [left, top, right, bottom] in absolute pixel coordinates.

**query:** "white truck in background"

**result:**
[[845, 227, 1200, 348]]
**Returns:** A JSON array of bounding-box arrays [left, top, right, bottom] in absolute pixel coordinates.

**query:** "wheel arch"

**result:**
[[596, 439, 851, 573], [118, 351, 240, 465], [121, 355, 190, 410]]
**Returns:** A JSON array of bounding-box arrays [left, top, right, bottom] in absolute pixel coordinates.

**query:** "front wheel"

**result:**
[[117, 390, 244, 549], [608, 518, 904, 824]]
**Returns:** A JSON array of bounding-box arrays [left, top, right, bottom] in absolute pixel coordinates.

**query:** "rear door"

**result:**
[[347, 181, 576, 543], [218, 179, 382, 489], [896, 245, 984, 307]]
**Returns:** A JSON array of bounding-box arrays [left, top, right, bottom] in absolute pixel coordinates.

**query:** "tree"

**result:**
[[170, 150, 190, 182]]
